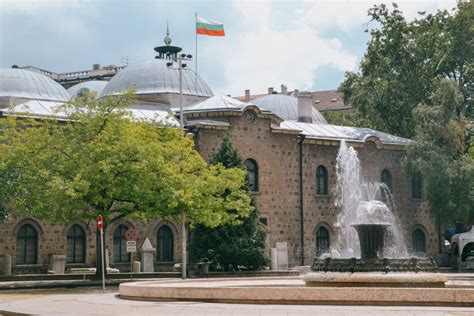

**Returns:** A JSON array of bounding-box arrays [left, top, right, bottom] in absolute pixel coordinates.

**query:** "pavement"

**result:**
[[0, 289, 473, 316], [0, 273, 472, 315]]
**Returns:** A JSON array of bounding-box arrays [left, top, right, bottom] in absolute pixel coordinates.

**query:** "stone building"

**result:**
[[0, 35, 436, 274]]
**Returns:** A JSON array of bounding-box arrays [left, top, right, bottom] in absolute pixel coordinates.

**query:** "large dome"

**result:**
[[252, 94, 327, 124], [99, 59, 213, 98], [67, 80, 107, 98], [0, 68, 70, 102]]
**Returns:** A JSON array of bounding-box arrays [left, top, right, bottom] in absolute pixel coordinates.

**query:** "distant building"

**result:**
[[235, 86, 350, 113], [19, 64, 125, 89]]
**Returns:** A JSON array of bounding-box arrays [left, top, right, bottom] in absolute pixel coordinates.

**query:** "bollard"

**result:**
[[2, 255, 11, 276], [132, 261, 141, 273]]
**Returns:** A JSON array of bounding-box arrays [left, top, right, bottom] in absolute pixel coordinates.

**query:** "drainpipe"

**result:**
[[297, 134, 306, 266]]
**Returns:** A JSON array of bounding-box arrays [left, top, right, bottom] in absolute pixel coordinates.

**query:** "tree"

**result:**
[[339, 2, 473, 138], [323, 109, 376, 129], [0, 92, 253, 277], [404, 80, 474, 252], [189, 135, 269, 271]]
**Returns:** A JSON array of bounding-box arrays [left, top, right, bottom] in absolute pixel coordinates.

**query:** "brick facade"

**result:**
[[0, 107, 436, 274]]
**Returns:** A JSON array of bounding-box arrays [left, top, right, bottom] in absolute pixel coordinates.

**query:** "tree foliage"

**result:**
[[339, 2, 473, 138], [0, 92, 253, 244], [189, 135, 269, 271], [323, 109, 376, 129], [404, 80, 473, 250]]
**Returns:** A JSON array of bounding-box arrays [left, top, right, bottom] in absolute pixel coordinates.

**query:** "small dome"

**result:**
[[252, 94, 327, 124], [99, 59, 213, 98], [67, 81, 107, 98], [0, 68, 70, 102]]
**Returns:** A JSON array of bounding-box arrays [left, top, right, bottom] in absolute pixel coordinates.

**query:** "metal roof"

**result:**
[[0, 68, 70, 102], [280, 121, 410, 145], [99, 59, 213, 98], [183, 94, 252, 113], [252, 94, 327, 124], [67, 81, 108, 98], [1, 100, 177, 125]]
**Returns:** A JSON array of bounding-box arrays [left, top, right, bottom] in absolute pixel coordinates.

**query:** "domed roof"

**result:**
[[99, 59, 213, 98], [67, 80, 107, 98], [0, 68, 70, 102], [252, 94, 327, 124]]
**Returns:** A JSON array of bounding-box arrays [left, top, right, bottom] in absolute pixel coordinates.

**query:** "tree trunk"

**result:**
[[181, 210, 187, 279]]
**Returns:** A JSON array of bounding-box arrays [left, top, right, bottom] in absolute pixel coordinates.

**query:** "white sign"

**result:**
[[126, 241, 136, 253]]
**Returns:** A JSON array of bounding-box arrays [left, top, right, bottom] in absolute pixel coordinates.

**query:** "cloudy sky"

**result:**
[[0, 0, 457, 96]]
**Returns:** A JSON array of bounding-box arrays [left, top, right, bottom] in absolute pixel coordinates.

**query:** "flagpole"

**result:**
[[195, 12, 198, 98]]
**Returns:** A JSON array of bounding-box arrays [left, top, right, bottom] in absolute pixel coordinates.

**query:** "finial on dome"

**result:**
[[164, 21, 172, 46], [155, 22, 182, 60]]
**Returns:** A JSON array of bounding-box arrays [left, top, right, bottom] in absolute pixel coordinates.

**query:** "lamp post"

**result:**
[[166, 53, 193, 128], [166, 53, 192, 279]]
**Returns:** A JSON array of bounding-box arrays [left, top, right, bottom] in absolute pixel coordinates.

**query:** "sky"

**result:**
[[0, 0, 458, 97]]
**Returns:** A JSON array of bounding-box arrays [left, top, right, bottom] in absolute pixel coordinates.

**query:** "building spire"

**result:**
[[155, 22, 182, 61], [164, 21, 172, 46]]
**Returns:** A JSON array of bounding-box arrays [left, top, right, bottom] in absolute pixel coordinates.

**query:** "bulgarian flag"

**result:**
[[196, 16, 225, 36]]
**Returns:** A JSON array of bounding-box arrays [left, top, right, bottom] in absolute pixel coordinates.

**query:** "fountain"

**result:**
[[304, 140, 444, 287]]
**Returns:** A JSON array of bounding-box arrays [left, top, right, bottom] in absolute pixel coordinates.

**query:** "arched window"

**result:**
[[316, 165, 328, 195], [67, 224, 85, 263], [411, 172, 422, 199], [316, 226, 330, 256], [157, 225, 174, 262], [113, 224, 130, 263], [412, 228, 426, 253], [16, 224, 38, 264], [244, 159, 259, 192]]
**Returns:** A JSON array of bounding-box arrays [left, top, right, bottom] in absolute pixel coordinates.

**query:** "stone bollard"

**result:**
[[275, 242, 288, 270], [2, 255, 11, 276], [141, 238, 155, 273], [48, 255, 66, 274], [133, 261, 141, 273], [270, 248, 278, 270]]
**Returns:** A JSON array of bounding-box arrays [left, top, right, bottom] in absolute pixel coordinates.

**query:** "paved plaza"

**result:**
[[0, 287, 472, 316]]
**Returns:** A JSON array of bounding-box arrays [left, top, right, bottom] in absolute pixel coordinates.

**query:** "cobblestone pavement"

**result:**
[[0, 289, 473, 316]]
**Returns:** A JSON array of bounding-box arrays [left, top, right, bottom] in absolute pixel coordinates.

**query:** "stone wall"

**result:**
[[0, 216, 182, 274], [194, 112, 437, 266], [0, 109, 437, 274]]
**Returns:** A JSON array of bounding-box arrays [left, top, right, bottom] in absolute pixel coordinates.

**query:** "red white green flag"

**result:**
[[196, 16, 225, 36]]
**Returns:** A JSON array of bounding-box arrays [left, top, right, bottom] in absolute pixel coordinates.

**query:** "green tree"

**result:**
[[189, 135, 269, 271], [323, 109, 376, 129], [0, 92, 253, 277], [404, 80, 474, 252], [339, 2, 473, 138]]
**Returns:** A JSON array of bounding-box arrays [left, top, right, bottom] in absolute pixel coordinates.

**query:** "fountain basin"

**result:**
[[119, 276, 473, 306], [311, 257, 438, 273], [304, 272, 447, 288]]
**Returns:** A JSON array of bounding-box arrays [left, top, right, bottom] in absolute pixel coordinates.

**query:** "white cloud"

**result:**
[[0, 0, 82, 15], [207, 0, 358, 96], [0, 0, 101, 47], [302, 0, 457, 34], [202, 0, 458, 96]]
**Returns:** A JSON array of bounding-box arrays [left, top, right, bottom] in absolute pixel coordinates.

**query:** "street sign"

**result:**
[[97, 215, 103, 232], [125, 227, 138, 241], [126, 240, 136, 253]]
